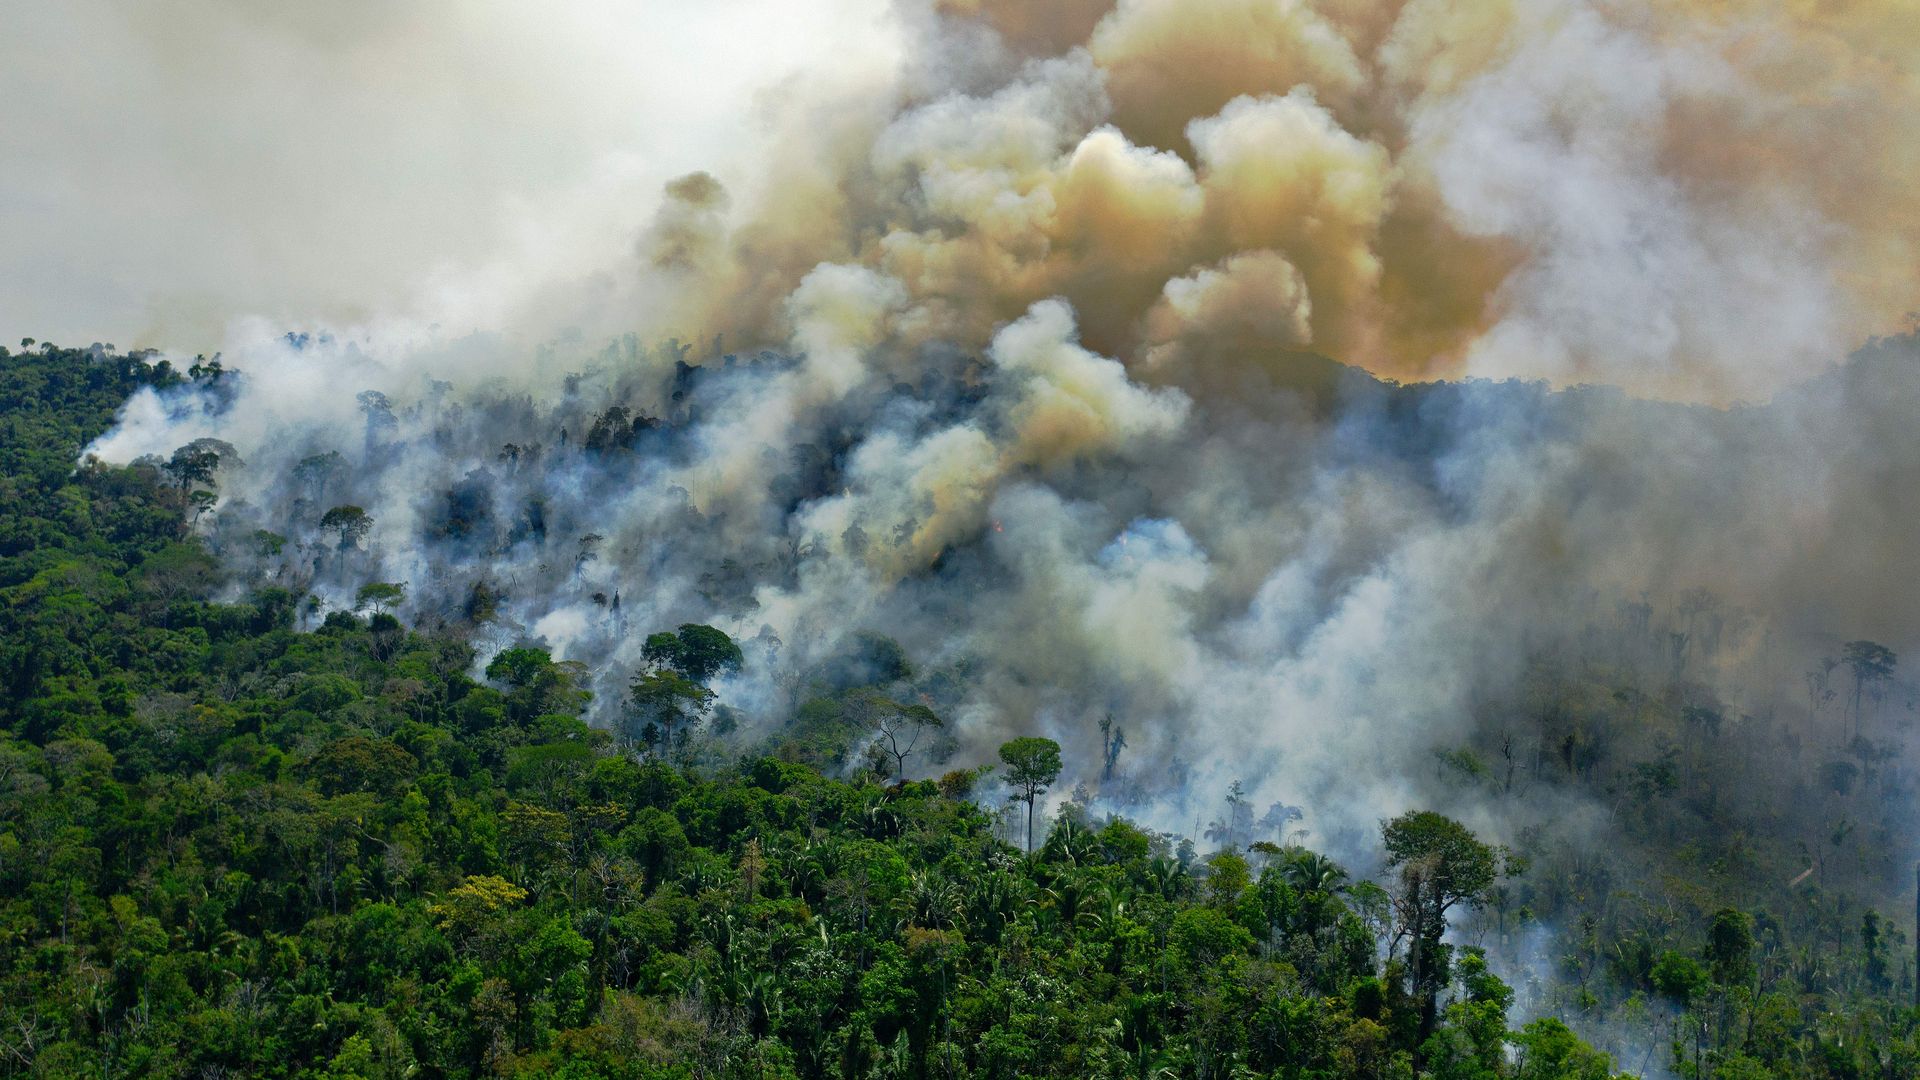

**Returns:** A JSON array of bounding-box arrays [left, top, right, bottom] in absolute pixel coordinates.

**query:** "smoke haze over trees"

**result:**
[[5, 1, 1920, 1076]]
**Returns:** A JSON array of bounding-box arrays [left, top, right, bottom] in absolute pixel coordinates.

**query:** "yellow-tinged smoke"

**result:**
[[76, 0, 1920, 856], [657, 0, 1918, 403], [792, 298, 1189, 580]]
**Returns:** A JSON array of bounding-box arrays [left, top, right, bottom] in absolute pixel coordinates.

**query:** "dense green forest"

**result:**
[[2, 343, 1917, 1079]]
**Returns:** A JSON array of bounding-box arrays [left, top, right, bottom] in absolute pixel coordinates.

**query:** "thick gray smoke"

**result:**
[[85, 319, 1920, 857], [78, 0, 1920, 880]]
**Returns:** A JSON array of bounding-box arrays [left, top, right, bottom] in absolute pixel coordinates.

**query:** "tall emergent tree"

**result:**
[[320, 504, 373, 551], [628, 624, 741, 758], [856, 691, 943, 785], [163, 440, 224, 493], [1099, 713, 1126, 781], [354, 581, 406, 615], [486, 646, 590, 723], [998, 736, 1062, 853], [1382, 810, 1500, 1041], [627, 669, 713, 758], [1840, 640, 1896, 736], [643, 623, 744, 683]]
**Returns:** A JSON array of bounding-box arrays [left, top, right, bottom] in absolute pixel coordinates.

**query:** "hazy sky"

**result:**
[[0, 1, 900, 351], [6, 1, 1914, 401]]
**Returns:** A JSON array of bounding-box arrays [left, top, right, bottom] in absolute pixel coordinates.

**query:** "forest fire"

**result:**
[[5, 1, 1920, 1075]]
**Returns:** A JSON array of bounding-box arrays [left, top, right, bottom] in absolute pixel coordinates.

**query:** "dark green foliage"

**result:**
[[1651, 950, 1711, 1005], [1383, 811, 1502, 1040], [807, 631, 912, 693], [640, 623, 743, 684], [0, 346, 1911, 1077], [998, 735, 1062, 854], [320, 504, 373, 549], [583, 404, 660, 455], [626, 669, 714, 758], [1839, 639, 1897, 729], [1704, 908, 1755, 989]]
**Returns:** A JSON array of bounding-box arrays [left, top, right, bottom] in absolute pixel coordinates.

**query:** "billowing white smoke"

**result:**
[[78, 0, 1920, 860], [85, 320, 1920, 868]]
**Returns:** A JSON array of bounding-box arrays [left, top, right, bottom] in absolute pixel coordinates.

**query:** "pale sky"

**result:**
[[0, 1, 901, 351]]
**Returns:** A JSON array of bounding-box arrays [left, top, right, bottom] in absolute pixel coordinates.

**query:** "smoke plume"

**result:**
[[77, 0, 1920, 878]]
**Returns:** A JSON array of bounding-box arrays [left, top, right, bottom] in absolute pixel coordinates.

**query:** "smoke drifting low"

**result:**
[[84, 0, 1920, 862]]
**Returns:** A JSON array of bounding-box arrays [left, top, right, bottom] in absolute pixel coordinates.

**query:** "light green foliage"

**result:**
[[1651, 950, 1711, 1005], [1512, 1018, 1621, 1080], [998, 735, 1062, 853], [355, 580, 407, 613]]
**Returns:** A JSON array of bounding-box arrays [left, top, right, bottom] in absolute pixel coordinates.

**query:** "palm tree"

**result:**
[[1086, 884, 1133, 931], [1281, 849, 1348, 894], [964, 870, 1025, 944], [1045, 813, 1098, 866], [1146, 855, 1191, 901], [903, 871, 966, 930]]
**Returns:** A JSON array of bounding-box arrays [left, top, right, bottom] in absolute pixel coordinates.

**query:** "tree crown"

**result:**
[[998, 736, 1062, 798]]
